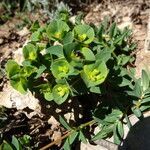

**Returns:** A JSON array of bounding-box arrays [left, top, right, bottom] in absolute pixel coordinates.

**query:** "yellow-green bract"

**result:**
[[81, 61, 108, 88]]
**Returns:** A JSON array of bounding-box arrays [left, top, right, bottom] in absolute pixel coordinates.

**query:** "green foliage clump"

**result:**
[[6, 17, 135, 105], [6, 14, 150, 149], [0, 135, 31, 150]]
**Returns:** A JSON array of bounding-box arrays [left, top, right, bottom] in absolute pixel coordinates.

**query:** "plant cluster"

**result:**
[[0, 0, 70, 25], [6, 13, 150, 149], [6, 16, 135, 104], [0, 135, 31, 150], [0, 0, 26, 23]]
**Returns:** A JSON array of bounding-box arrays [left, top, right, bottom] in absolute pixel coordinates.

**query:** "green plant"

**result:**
[[0, 135, 31, 150], [6, 17, 135, 103], [6, 14, 150, 149], [0, 0, 70, 25], [0, 0, 27, 23]]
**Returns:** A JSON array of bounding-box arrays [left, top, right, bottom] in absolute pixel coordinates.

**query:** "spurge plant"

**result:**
[[6, 15, 150, 149]]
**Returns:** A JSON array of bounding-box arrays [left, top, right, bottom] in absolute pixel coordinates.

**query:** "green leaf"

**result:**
[[35, 83, 53, 101], [30, 20, 40, 32], [132, 107, 142, 118], [42, 84, 53, 101], [68, 131, 78, 144], [97, 24, 104, 41], [140, 104, 150, 111], [113, 121, 124, 145], [1, 141, 13, 150], [44, 92, 53, 101], [104, 109, 123, 123], [95, 50, 111, 63], [75, 13, 84, 25], [63, 43, 77, 61], [90, 86, 101, 94], [10, 77, 28, 94], [81, 61, 108, 87], [79, 130, 87, 143], [117, 54, 131, 66], [63, 32, 74, 44], [52, 84, 70, 104], [6, 60, 28, 94], [109, 22, 117, 38], [92, 125, 113, 141], [12, 136, 21, 150], [113, 124, 121, 145], [20, 66, 36, 77], [46, 20, 69, 41], [22, 60, 32, 67], [117, 121, 124, 139], [37, 43, 46, 51], [34, 65, 46, 79], [114, 28, 131, 45], [101, 17, 109, 31], [81, 47, 95, 61], [51, 59, 75, 79], [118, 77, 132, 87], [129, 43, 137, 51], [30, 27, 45, 43], [142, 70, 149, 91], [23, 43, 37, 60], [63, 138, 71, 150], [31, 31, 41, 42], [46, 45, 64, 58], [125, 115, 132, 129], [6, 60, 20, 78], [59, 116, 72, 130], [68, 49, 84, 68], [18, 135, 31, 146], [92, 130, 107, 141], [134, 79, 142, 98], [141, 97, 150, 104], [74, 24, 95, 44]]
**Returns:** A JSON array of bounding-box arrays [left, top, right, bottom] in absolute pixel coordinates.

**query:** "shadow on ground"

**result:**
[[119, 117, 150, 150]]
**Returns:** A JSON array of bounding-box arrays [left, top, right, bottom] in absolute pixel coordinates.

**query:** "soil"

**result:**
[[0, 0, 150, 149]]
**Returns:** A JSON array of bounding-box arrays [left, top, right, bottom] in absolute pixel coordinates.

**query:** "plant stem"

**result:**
[[40, 131, 72, 150], [40, 119, 96, 150], [112, 51, 117, 59], [78, 119, 95, 129]]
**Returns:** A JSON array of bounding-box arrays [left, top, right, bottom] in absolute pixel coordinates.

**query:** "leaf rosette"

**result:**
[[52, 84, 70, 104], [74, 24, 95, 44], [37, 83, 53, 101], [81, 61, 108, 87], [6, 60, 28, 94], [46, 20, 70, 41], [23, 43, 37, 61], [51, 59, 75, 79]]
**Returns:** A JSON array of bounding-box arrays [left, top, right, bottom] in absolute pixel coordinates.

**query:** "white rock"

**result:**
[[13, 39, 29, 65], [0, 83, 41, 115], [16, 27, 30, 36], [80, 142, 108, 150]]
